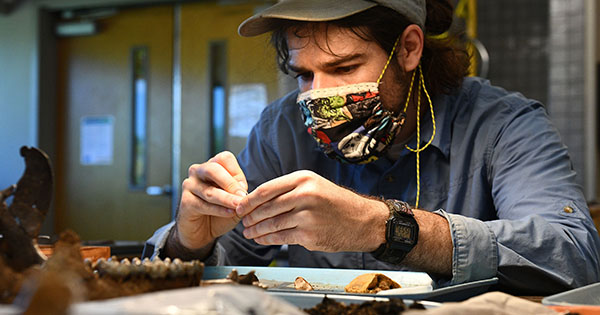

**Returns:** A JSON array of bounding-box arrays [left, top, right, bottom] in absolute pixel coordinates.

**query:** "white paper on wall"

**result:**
[[80, 115, 114, 165], [228, 84, 267, 137]]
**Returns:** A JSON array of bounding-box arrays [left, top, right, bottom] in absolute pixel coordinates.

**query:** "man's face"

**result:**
[[286, 24, 405, 112]]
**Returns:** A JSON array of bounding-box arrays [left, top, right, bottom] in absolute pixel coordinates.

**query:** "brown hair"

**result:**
[[270, 0, 470, 96]]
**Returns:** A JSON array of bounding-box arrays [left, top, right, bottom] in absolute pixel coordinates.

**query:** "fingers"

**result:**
[[241, 191, 295, 227], [184, 151, 247, 211], [179, 188, 235, 218], [207, 151, 248, 193], [192, 163, 246, 197], [243, 207, 297, 239], [253, 228, 300, 246], [244, 208, 304, 246], [182, 175, 242, 212], [236, 172, 299, 216]]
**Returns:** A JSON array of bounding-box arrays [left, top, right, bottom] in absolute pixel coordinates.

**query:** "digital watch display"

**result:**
[[371, 199, 419, 265]]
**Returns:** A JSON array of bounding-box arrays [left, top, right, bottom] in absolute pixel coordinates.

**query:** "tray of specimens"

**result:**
[[64, 284, 440, 314], [203, 266, 498, 303]]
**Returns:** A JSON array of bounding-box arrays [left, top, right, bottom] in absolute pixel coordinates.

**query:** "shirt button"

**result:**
[[563, 206, 574, 213], [385, 175, 395, 182]]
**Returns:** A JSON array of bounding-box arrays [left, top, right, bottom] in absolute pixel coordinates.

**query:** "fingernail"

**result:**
[[225, 208, 234, 215], [236, 205, 244, 216], [232, 195, 242, 207], [243, 229, 250, 239], [235, 189, 247, 197]]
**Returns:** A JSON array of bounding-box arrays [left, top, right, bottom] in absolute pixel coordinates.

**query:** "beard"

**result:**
[[377, 58, 412, 114]]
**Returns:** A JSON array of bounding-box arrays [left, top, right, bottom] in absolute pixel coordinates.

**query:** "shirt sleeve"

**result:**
[[433, 209, 498, 286], [485, 102, 600, 294], [141, 221, 228, 265], [142, 221, 174, 260]]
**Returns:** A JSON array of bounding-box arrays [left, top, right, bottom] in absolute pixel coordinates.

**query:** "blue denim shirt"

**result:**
[[146, 77, 600, 295]]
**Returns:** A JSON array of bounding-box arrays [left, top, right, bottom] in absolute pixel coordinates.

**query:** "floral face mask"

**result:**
[[296, 35, 408, 164], [297, 82, 406, 164]]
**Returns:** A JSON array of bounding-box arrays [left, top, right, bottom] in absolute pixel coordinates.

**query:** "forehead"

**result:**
[[286, 24, 376, 59]]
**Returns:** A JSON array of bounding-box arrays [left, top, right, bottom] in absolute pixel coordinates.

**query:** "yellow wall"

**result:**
[[56, 5, 174, 240], [180, 1, 279, 172]]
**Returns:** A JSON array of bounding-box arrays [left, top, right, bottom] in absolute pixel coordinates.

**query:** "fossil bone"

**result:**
[[0, 147, 52, 273]]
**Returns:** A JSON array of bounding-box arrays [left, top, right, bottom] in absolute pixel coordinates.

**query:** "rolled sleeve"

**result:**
[[143, 221, 225, 264], [203, 241, 227, 266], [144, 221, 175, 260], [434, 209, 498, 285]]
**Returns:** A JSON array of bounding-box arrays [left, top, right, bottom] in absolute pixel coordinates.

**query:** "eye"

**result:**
[[294, 71, 313, 82], [335, 65, 358, 74]]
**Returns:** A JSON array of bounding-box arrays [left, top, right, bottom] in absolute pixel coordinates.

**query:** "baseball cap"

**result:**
[[238, 0, 426, 37]]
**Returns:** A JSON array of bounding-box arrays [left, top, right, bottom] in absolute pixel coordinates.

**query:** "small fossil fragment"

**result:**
[[203, 269, 265, 288], [344, 273, 401, 293], [294, 276, 314, 291]]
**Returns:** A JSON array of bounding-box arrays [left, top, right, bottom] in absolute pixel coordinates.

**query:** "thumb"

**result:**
[[209, 151, 247, 195]]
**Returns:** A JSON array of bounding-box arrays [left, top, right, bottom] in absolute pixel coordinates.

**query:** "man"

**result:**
[[144, 0, 600, 295]]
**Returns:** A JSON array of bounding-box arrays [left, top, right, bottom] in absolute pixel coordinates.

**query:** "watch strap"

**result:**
[[385, 199, 413, 216], [370, 242, 408, 265], [371, 199, 418, 265]]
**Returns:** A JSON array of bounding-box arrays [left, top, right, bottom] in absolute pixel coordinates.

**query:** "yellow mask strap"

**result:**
[[376, 35, 402, 85], [375, 35, 436, 209], [404, 64, 436, 209], [405, 65, 436, 152]]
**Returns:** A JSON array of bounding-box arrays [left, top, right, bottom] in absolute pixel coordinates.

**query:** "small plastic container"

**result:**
[[542, 282, 600, 306], [542, 282, 600, 315]]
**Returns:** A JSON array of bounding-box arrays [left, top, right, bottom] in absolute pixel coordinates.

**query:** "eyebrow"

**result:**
[[288, 53, 366, 73]]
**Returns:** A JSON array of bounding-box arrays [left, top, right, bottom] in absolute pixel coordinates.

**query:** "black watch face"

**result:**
[[391, 220, 416, 244]]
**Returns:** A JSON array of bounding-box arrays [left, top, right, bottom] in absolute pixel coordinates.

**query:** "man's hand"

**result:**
[[175, 151, 248, 251], [236, 170, 389, 252]]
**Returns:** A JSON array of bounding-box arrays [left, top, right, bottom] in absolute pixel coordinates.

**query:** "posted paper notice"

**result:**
[[80, 116, 114, 165], [228, 84, 267, 137]]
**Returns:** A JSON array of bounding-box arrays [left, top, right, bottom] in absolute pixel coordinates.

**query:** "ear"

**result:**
[[396, 24, 424, 72]]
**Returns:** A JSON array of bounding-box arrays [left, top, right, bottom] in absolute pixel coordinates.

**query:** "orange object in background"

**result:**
[[38, 245, 110, 261], [547, 305, 600, 315]]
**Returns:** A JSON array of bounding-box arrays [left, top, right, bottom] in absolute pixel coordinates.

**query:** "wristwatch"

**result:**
[[371, 199, 419, 265]]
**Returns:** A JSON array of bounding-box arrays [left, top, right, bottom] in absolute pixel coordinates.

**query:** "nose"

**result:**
[[311, 73, 335, 90]]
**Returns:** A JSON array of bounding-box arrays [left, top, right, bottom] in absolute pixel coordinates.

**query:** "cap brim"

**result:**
[[238, 0, 377, 37]]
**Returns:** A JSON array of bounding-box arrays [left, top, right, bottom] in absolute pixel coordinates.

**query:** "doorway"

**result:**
[[55, 5, 174, 241], [51, 1, 280, 242]]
